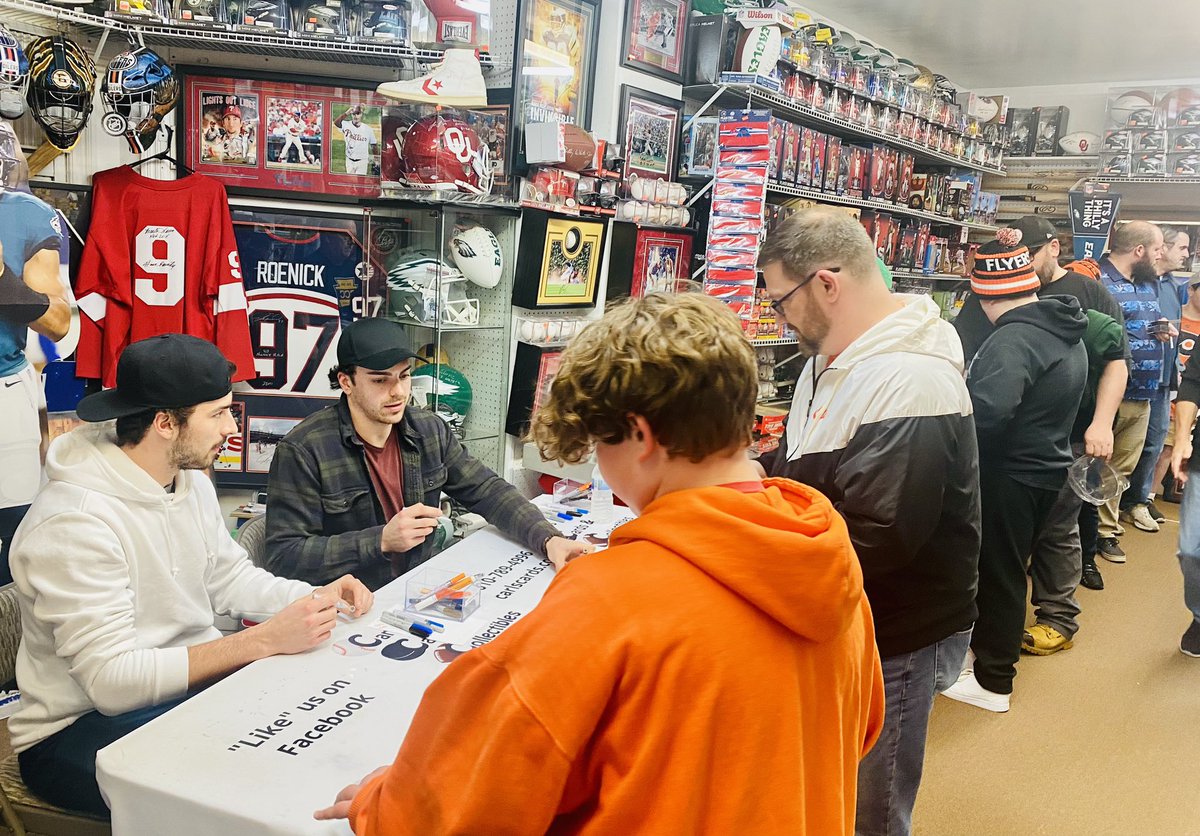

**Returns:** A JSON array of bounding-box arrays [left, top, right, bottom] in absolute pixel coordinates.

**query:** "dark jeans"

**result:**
[[973, 470, 1058, 695], [1080, 500, 1100, 569], [1123, 385, 1170, 508], [18, 697, 187, 816], [856, 628, 972, 836]]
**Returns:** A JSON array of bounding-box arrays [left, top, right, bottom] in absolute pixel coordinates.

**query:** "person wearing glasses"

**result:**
[[756, 208, 979, 836]]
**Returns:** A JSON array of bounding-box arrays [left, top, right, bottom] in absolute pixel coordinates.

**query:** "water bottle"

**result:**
[[590, 463, 613, 529]]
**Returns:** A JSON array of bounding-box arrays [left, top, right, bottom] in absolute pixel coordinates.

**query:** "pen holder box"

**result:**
[[405, 569, 481, 622]]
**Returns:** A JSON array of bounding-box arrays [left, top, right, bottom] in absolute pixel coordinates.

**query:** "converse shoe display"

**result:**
[[377, 49, 487, 107]]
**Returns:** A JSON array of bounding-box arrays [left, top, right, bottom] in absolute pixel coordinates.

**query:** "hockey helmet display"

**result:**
[[0, 120, 21, 193], [398, 114, 492, 194], [1179, 105, 1200, 127], [0, 25, 30, 120], [1175, 132, 1200, 152], [101, 47, 179, 153], [410, 363, 473, 435], [25, 35, 96, 151]]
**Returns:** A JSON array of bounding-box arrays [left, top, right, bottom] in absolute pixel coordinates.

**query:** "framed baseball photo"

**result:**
[[512, 0, 601, 168], [621, 0, 689, 83], [180, 67, 387, 200], [618, 84, 683, 181], [513, 210, 605, 309]]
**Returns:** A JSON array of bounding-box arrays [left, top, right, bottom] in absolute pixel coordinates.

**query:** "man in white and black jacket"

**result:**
[[758, 209, 980, 836]]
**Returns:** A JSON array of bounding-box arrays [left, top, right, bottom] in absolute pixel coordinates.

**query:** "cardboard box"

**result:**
[[867, 144, 887, 200], [896, 153, 914, 204], [684, 14, 738, 85], [883, 148, 900, 202], [796, 127, 814, 187], [847, 145, 868, 198], [1035, 106, 1071, 156], [782, 122, 800, 184], [811, 132, 828, 190]]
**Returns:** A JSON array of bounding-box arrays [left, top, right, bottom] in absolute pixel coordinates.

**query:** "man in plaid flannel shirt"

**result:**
[[265, 319, 589, 590]]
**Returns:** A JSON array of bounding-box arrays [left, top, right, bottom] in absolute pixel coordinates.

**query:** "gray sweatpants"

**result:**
[[1028, 475, 1084, 638]]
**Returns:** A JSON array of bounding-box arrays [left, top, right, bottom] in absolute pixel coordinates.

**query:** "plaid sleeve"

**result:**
[[264, 437, 388, 586], [436, 422, 560, 555]]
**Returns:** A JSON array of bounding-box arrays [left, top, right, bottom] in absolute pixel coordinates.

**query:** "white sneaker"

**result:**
[[1121, 503, 1160, 533], [377, 49, 487, 106], [941, 670, 1010, 713]]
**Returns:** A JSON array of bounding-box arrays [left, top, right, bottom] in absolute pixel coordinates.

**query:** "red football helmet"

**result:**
[[399, 114, 493, 195]]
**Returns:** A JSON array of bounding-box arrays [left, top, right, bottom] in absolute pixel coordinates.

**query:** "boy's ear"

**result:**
[[629, 414, 658, 462]]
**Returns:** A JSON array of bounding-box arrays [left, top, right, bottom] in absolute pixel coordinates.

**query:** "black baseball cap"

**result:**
[[1009, 217, 1057, 252], [337, 318, 420, 370], [76, 334, 234, 422]]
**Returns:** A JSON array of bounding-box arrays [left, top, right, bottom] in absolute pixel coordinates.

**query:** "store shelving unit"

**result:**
[[749, 336, 799, 346], [767, 182, 1000, 232], [683, 82, 1006, 176], [891, 270, 969, 283], [0, 0, 507, 67]]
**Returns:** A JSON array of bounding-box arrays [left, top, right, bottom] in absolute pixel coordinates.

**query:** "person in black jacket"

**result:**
[[944, 229, 1087, 713]]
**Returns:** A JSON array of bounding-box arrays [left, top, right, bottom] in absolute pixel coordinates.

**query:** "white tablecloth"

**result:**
[[96, 508, 621, 836]]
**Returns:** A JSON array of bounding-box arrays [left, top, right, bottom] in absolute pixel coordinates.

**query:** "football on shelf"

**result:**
[[1059, 131, 1100, 155], [561, 122, 597, 172], [449, 224, 503, 289], [733, 24, 782, 74]]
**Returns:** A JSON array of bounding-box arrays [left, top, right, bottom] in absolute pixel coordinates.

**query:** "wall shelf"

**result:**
[[683, 83, 1005, 176], [767, 182, 999, 231]]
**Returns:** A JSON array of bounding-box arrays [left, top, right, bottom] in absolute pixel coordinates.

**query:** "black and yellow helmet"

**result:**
[[25, 34, 96, 151]]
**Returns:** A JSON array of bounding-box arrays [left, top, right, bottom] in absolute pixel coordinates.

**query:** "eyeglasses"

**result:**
[[770, 267, 840, 316]]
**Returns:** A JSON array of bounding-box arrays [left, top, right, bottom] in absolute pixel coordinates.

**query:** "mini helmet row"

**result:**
[[0, 24, 178, 153]]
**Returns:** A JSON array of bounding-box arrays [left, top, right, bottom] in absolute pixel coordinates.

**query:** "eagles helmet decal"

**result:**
[[101, 47, 179, 153], [0, 24, 30, 120], [25, 34, 96, 151]]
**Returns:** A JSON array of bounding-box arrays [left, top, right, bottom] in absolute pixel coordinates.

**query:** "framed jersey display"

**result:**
[[181, 67, 388, 200], [230, 206, 386, 398]]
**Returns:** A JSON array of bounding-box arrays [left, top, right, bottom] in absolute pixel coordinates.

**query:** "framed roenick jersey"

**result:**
[[621, 0, 689, 83], [231, 206, 387, 399], [180, 67, 387, 200]]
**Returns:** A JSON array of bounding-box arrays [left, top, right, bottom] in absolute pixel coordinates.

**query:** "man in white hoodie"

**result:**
[[9, 333, 373, 816]]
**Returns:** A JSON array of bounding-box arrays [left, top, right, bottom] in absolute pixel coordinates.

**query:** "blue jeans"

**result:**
[[1177, 478, 1200, 624], [856, 628, 972, 836], [18, 696, 187, 816], [1124, 386, 1171, 507]]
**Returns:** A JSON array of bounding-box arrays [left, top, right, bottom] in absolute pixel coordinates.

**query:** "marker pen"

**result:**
[[380, 611, 432, 638]]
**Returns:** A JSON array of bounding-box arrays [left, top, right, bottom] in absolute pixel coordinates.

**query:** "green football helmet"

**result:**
[[411, 364, 473, 435]]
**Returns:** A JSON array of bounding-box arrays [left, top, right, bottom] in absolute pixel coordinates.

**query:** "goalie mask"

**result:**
[[101, 47, 179, 153], [0, 25, 29, 120], [25, 34, 96, 151], [399, 114, 492, 195]]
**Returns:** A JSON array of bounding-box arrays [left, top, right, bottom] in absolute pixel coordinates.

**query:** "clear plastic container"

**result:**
[[1067, 455, 1130, 505]]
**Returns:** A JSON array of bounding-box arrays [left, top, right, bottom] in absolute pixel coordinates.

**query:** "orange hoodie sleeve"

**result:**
[[348, 571, 621, 835]]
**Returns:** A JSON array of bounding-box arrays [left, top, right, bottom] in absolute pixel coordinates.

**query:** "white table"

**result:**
[[95, 508, 621, 836]]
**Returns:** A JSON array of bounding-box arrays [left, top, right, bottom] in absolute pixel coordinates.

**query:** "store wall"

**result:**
[[978, 76, 1200, 138]]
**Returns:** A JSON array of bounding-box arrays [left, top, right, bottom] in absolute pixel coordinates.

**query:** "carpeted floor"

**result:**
[[914, 503, 1200, 835]]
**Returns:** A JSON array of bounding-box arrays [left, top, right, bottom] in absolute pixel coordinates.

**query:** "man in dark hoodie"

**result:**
[[944, 229, 1088, 713]]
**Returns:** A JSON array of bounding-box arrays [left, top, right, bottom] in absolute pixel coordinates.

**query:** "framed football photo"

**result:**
[[621, 0, 689, 83], [181, 67, 388, 200], [618, 84, 683, 181], [513, 211, 606, 308], [512, 0, 601, 169]]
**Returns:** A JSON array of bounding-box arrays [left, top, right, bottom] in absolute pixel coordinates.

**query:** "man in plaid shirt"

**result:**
[[266, 318, 589, 590]]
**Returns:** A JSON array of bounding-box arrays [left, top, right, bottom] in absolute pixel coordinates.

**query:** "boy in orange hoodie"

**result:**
[[315, 293, 885, 835]]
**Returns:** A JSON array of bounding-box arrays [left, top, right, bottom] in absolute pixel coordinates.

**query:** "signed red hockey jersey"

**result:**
[[75, 166, 255, 386]]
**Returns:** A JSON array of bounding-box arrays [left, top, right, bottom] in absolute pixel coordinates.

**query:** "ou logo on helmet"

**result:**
[[443, 126, 474, 163]]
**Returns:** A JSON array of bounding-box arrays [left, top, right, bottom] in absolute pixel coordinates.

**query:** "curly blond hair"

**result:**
[[529, 293, 758, 464]]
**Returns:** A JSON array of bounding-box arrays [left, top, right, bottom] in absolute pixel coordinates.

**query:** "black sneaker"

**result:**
[[1147, 500, 1166, 523], [1097, 537, 1126, 564], [1181, 621, 1200, 657], [1080, 563, 1104, 590]]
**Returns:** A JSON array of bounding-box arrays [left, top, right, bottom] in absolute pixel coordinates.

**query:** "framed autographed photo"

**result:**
[[513, 211, 605, 308], [505, 342, 564, 437], [606, 223, 694, 300], [214, 394, 333, 487], [180, 67, 387, 200], [512, 0, 600, 167], [621, 0, 689, 83], [618, 84, 683, 181]]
